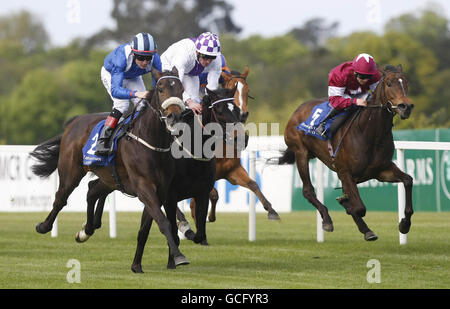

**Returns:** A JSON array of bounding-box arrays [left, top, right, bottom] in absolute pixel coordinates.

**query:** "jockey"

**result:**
[[96, 32, 162, 155], [160, 32, 222, 114], [199, 54, 231, 89], [315, 53, 381, 136]]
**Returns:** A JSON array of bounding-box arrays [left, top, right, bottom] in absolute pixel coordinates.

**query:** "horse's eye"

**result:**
[[158, 87, 163, 93], [387, 81, 392, 87]]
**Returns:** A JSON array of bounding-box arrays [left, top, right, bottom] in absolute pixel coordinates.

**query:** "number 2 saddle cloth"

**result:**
[[82, 111, 140, 167]]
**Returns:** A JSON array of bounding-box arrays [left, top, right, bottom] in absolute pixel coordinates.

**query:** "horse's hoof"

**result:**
[[208, 216, 216, 223], [131, 264, 144, 273], [364, 231, 378, 241], [399, 219, 411, 234], [268, 211, 280, 220], [200, 239, 209, 246], [35, 222, 50, 234], [322, 222, 334, 232], [75, 230, 90, 243], [184, 230, 196, 241], [174, 254, 190, 266]]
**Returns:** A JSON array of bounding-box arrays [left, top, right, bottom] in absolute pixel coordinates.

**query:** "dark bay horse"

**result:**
[[30, 68, 191, 268], [279, 65, 414, 241], [185, 67, 280, 225], [131, 87, 244, 273]]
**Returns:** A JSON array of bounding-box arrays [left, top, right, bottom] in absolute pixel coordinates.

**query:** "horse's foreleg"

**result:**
[[337, 194, 377, 241], [164, 199, 181, 269], [131, 209, 153, 273], [338, 172, 376, 240], [193, 194, 209, 246], [137, 187, 189, 268], [377, 163, 414, 234], [226, 166, 280, 220], [294, 152, 333, 231]]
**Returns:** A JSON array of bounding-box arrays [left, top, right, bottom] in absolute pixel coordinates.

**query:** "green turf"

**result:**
[[0, 211, 448, 289]]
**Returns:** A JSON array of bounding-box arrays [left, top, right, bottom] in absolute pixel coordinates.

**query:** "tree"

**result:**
[[86, 0, 241, 52]]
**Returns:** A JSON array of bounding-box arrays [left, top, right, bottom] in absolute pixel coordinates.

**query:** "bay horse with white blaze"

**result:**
[[181, 67, 279, 232], [30, 68, 191, 268], [279, 65, 414, 241]]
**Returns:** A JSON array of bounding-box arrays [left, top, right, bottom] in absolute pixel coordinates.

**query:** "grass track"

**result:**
[[0, 211, 449, 289]]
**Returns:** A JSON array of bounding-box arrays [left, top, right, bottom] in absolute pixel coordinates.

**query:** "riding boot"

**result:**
[[315, 107, 340, 136], [95, 109, 122, 156]]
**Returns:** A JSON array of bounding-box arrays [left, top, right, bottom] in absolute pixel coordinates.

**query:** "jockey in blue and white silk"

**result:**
[[160, 32, 222, 107], [96, 32, 162, 156]]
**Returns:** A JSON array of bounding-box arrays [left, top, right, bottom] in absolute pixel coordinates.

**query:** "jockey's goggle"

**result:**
[[135, 54, 153, 62], [198, 53, 216, 60], [356, 73, 373, 80]]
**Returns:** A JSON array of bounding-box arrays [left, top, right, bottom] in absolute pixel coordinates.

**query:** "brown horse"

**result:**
[[279, 65, 414, 241], [30, 68, 191, 268], [181, 67, 280, 231]]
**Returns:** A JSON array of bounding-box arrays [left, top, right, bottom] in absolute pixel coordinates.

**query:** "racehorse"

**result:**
[[29, 68, 191, 268], [279, 65, 414, 241], [131, 87, 244, 273], [182, 67, 280, 227]]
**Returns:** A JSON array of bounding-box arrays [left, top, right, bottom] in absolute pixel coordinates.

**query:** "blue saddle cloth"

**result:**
[[297, 102, 340, 141], [82, 112, 139, 166]]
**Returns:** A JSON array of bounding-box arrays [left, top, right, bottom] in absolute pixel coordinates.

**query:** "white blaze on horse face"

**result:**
[[236, 81, 245, 115], [398, 78, 406, 97], [227, 103, 234, 112]]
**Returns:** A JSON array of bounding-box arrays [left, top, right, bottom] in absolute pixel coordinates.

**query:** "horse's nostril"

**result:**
[[398, 103, 407, 110]]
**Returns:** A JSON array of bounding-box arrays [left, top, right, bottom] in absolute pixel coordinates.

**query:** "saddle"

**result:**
[[297, 102, 355, 141], [82, 110, 140, 167]]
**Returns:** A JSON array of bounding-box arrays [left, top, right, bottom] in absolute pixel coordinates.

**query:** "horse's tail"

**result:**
[[277, 148, 296, 165], [29, 135, 62, 178], [265, 148, 296, 166]]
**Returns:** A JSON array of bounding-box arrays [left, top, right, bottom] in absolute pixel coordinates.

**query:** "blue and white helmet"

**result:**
[[195, 32, 221, 56], [131, 32, 157, 56]]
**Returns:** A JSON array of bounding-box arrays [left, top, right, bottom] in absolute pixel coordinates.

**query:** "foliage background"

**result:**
[[0, 1, 449, 145]]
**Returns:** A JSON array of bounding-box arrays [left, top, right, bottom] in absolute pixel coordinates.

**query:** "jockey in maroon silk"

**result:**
[[315, 53, 381, 136]]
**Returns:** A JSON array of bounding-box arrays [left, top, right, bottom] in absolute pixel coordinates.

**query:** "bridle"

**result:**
[[126, 75, 184, 152]]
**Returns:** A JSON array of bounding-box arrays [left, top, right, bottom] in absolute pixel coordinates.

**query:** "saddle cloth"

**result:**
[[297, 101, 342, 141], [82, 111, 139, 166]]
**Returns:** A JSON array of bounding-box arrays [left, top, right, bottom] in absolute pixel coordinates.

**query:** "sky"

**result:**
[[0, 0, 449, 47]]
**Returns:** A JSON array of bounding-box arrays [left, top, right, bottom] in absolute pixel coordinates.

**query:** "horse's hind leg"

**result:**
[[176, 206, 195, 241], [76, 179, 111, 243], [36, 167, 85, 234], [208, 187, 218, 222], [377, 162, 414, 234], [294, 151, 333, 231]]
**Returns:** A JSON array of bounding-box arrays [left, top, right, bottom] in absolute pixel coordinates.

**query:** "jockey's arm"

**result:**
[[150, 53, 162, 88], [110, 70, 137, 99]]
